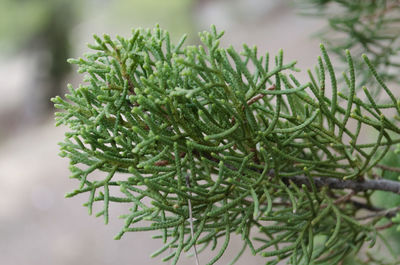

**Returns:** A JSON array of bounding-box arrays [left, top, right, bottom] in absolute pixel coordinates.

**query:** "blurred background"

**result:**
[[0, 0, 397, 264]]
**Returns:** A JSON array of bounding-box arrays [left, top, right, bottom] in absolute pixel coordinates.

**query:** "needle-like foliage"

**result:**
[[53, 25, 400, 264], [296, 0, 400, 91]]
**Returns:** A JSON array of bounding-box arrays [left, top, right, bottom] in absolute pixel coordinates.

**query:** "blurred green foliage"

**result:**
[[106, 0, 194, 39], [0, 0, 78, 53], [342, 150, 400, 265], [296, 0, 400, 94], [0, 0, 194, 54], [373, 151, 400, 245]]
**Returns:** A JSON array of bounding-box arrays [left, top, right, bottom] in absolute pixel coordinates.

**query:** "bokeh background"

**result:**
[[1, 1, 398, 265]]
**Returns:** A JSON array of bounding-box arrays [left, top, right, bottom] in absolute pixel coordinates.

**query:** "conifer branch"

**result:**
[[286, 175, 400, 194], [203, 155, 400, 194], [53, 24, 400, 265]]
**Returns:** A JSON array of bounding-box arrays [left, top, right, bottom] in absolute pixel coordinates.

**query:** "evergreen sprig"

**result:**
[[53, 25, 400, 264]]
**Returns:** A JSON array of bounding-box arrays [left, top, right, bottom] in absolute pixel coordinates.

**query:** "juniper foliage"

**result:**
[[52, 24, 400, 264]]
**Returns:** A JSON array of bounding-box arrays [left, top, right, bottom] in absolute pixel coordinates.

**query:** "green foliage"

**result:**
[[53, 25, 400, 264], [107, 0, 194, 36], [376, 153, 400, 234], [296, 0, 400, 90], [0, 0, 78, 52]]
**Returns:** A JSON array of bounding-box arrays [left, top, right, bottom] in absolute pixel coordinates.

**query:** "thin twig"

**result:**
[[321, 190, 356, 209], [376, 164, 400, 173], [376, 221, 395, 231], [246, 94, 265, 108], [244, 85, 276, 108], [185, 174, 200, 265], [334, 190, 356, 205], [356, 206, 400, 220]]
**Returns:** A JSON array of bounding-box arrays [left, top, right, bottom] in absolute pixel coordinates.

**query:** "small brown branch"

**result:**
[[320, 191, 355, 209], [376, 221, 394, 231], [244, 85, 276, 109], [231, 85, 276, 124], [154, 152, 186, 166], [334, 190, 356, 205], [376, 164, 400, 173], [246, 94, 266, 108], [124, 74, 136, 95], [356, 206, 400, 220], [154, 160, 169, 166]]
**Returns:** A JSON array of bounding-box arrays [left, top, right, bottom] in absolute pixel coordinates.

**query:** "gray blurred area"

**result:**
[[0, 1, 321, 264]]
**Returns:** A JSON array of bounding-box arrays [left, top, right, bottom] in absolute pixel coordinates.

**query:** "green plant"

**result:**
[[296, 0, 400, 90], [53, 19, 400, 265]]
